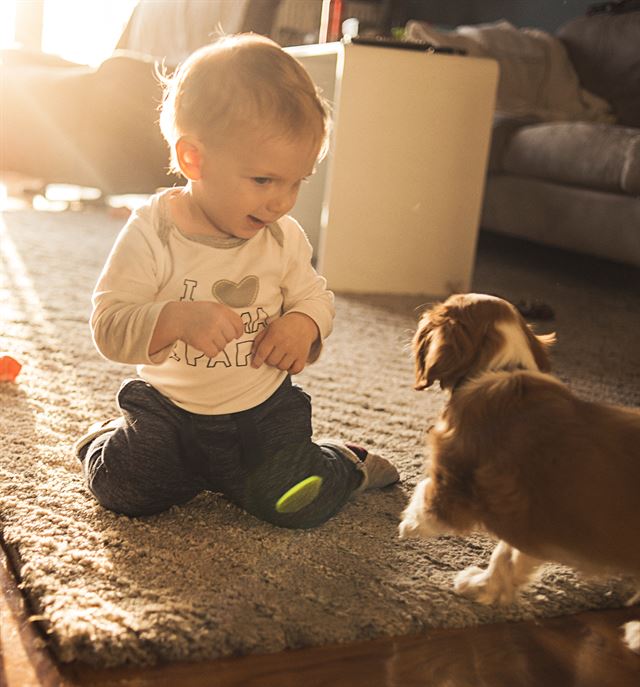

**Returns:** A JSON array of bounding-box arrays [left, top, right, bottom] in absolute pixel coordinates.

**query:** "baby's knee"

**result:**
[[242, 487, 343, 530], [83, 442, 194, 517], [86, 468, 167, 517]]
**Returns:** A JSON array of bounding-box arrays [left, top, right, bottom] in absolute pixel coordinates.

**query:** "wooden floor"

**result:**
[[2, 547, 639, 687]]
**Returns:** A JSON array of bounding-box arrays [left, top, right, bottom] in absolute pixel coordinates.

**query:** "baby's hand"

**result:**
[[179, 301, 244, 358], [251, 313, 319, 374]]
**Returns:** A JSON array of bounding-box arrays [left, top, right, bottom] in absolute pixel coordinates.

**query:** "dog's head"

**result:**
[[413, 293, 556, 391]]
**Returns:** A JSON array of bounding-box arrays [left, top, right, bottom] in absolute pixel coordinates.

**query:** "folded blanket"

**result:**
[[406, 19, 615, 124]]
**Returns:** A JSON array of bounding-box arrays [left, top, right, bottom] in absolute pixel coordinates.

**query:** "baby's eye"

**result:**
[[252, 177, 271, 186]]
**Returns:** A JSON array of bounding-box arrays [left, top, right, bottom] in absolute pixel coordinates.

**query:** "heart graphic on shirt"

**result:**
[[212, 276, 259, 307]]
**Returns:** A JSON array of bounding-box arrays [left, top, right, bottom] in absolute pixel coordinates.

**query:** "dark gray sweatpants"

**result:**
[[80, 377, 364, 528]]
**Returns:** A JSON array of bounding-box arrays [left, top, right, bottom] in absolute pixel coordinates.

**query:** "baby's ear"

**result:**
[[175, 136, 203, 180]]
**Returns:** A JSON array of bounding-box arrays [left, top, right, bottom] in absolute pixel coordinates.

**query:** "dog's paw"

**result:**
[[398, 513, 423, 539], [454, 565, 516, 605], [398, 517, 416, 539], [398, 478, 446, 539], [623, 621, 640, 654], [398, 478, 428, 539]]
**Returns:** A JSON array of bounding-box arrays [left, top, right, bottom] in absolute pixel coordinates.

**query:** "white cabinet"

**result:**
[[287, 41, 498, 296]]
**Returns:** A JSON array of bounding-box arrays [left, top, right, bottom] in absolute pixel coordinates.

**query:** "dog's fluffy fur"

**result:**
[[399, 293, 640, 653]]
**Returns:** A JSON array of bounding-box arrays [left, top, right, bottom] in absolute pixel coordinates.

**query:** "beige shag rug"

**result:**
[[1, 207, 638, 667]]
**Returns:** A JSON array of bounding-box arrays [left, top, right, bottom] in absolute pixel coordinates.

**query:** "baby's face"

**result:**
[[191, 129, 320, 240]]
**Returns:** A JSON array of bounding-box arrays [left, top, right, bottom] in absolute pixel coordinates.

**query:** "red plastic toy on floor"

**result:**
[[0, 355, 22, 381]]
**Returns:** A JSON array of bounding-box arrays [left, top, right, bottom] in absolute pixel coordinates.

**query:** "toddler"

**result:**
[[75, 34, 399, 529]]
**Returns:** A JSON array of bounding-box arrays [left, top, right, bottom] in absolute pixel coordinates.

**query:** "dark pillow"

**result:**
[[557, 11, 640, 127]]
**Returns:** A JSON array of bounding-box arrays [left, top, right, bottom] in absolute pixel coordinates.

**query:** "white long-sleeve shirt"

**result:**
[[91, 190, 335, 414]]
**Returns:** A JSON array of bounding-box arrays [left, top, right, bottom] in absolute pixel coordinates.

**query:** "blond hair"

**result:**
[[159, 33, 331, 175]]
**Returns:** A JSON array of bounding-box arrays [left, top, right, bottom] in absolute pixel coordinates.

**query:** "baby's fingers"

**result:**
[[289, 358, 305, 375], [250, 328, 270, 368], [230, 311, 245, 338], [220, 318, 242, 343]]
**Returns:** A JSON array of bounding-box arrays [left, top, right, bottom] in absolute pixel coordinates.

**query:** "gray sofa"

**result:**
[[481, 9, 640, 267]]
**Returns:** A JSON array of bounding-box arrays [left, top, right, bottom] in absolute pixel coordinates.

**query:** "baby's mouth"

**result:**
[[248, 215, 266, 228]]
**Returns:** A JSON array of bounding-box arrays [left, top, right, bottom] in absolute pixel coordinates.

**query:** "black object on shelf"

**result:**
[[348, 35, 466, 54]]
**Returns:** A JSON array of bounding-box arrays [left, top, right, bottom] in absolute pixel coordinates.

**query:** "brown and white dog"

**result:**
[[398, 293, 640, 653]]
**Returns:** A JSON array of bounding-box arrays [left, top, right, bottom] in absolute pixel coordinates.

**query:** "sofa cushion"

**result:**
[[482, 175, 640, 268], [558, 11, 640, 127], [501, 122, 640, 195]]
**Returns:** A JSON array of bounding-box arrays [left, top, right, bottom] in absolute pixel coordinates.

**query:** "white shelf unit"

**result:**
[[286, 41, 498, 296]]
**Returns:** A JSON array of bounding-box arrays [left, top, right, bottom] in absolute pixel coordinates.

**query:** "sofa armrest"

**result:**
[[488, 114, 539, 172]]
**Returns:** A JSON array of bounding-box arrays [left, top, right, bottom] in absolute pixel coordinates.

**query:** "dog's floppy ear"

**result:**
[[413, 315, 435, 390], [413, 308, 478, 390]]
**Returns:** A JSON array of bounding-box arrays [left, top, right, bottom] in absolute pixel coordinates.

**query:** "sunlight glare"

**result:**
[[0, 1, 17, 49], [42, 0, 137, 66], [0, 215, 52, 335]]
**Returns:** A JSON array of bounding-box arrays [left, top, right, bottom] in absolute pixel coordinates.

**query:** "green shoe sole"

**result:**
[[275, 475, 323, 514]]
